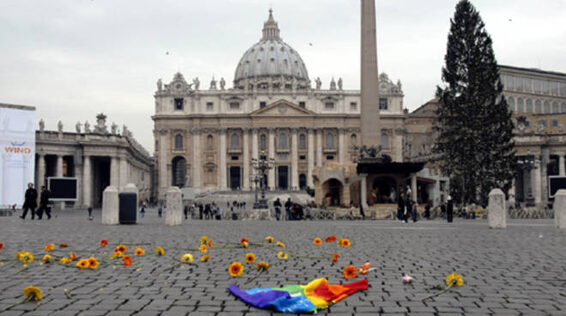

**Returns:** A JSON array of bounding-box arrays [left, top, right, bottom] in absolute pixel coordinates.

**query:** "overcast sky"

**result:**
[[1, 0, 565, 153]]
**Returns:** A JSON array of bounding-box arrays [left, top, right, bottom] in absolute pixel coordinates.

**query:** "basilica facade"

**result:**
[[153, 10, 406, 200]]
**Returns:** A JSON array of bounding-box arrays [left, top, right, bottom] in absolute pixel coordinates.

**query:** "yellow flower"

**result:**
[[181, 253, 194, 263], [265, 236, 274, 244], [23, 286, 42, 301], [110, 249, 124, 258], [338, 238, 351, 247], [199, 245, 208, 253], [18, 251, 34, 263], [256, 261, 269, 271], [229, 261, 244, 277], [277, 251, 289, 260], [242, 241, 249, 248], [88, 257, 99, 270], [313, 238, 322, 245], [43, 254, 54, 264], [200, 235, 209, 245], [44, 243, 55, 252], [76, 259, 89, 269], [446, 273, 464, 287], [116, 244, 127, 253], [155, 247, 165, 256], [200, 255, 210, 262], [245, 253, 256, 264], [59, 257, 72, 264], [134, 248, 145, 256], [276, 241, 286, 248]]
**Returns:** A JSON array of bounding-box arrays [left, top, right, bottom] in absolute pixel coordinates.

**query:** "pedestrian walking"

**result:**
[[447, 196, 454, 223], [88, 207, 93, 220], [158, 206, 163, 217], [183, 204, 189, 220], [36, 185, 51, 220], [411, 201, 418, 222], [284, 198, 292, 221], [21, 183, 38, 220], [140, 204, 146, 218], [274, 198, 282, 221]]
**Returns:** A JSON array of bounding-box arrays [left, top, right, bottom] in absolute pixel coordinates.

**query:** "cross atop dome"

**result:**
[[262, 8, 280, 41]]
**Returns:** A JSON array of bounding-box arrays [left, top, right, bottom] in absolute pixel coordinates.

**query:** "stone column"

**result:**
[[533, 160, 542, 205], [541, 148, 549, 206], [119, 157, 128, 190], [243, 128, 250, 190], [37, 154, 46, 188], [360, 0, 381, 146], [191, 128, 201, 189], [316, 129, 323, 167], [252, 129, 259, 160], [56, 155, 64, 177], [83, 156, 92, 207], [110, 156, 119, 187], [360, 174, 368, 209], [554, 189, 566, 229], [268, 128, 275, 190], [338, 129, 346, 163], [411, 173, 418, 203], [158, 130, 169, 197], [166, 187, 183, 225], [291, 129, 299, 190], [219, 129, 227, 190], [307, 129, 314, 188], [508, 178, 516, 206], [74, 159, 83, 206], [488, 188, 506, 228], [559, 153, 565, 176]]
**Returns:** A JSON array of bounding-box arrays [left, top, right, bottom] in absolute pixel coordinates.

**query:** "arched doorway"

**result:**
[[322, 178, 343, 206], [371, 176, 397, 204], [171, 156, 186, 188]]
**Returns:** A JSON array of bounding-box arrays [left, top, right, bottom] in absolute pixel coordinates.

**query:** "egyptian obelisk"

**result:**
[[360, 0, 380, 147]]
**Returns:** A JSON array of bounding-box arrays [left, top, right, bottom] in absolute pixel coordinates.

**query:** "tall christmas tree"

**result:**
[[434, 0, 515, 205]]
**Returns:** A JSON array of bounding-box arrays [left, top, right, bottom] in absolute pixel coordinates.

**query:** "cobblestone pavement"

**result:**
[[0, 209, 565, 315]]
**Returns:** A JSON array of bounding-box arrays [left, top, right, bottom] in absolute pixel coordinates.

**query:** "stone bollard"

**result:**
[[102, 186, 119, 225], [488, 188, 506, 229], [554, 189, 566, 229], [166, 187, 183, 226], [122, 183, 139, 222]]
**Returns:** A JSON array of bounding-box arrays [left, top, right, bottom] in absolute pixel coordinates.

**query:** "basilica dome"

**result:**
[[234, 10, 309, 89]]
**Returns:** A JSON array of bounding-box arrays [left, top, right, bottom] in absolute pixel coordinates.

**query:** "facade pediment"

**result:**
[[250, 99, 316, 117]]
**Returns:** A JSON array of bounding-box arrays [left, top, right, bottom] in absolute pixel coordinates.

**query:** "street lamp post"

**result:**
[[517, 155, 537, 207], [251, 151, 275, 209]]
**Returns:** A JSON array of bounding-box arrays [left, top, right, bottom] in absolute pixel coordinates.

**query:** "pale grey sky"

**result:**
[[1, 0, 565, 152]]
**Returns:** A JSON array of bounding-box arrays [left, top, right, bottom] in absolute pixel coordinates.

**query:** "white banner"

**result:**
[[0, 106, 35, 208]]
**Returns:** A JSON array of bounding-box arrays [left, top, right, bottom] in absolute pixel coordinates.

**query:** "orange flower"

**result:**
[[276, 241, 286, 248], [242, 241, 249, 249], [325, 236, 337, 243], [134, 248, 145, 256], [88, 257, 99, 269], [256, 261, 269, 271], [343, 265, 358, 279], [155, 247, 165, 256], [245, 253, 256, 264], [100, 240, 108, 247], [122, 256, 133, 267], [44, 243, 55, 252], [59, 243, 68, 248], [111, 249, 124, 258], [332, 253, 339, 263], [240, 238, 249, 245], [43, 254, 54, 263], [338, 238, 351, 247], [116, 245, 127, 253], [229, 261, 244, 277], [76, 259, 89, 269], [265, 236, 274, 244], [199, 245, 208, 253], [313, 238, 322, 245], [359, 262, 370, 275], [200, 255, 210, 262], [69, 252, 77, 261], [208, 240, 213, 249]]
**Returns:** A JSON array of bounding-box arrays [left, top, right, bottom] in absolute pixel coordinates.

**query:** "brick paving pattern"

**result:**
[[0, 209, 565, 315]]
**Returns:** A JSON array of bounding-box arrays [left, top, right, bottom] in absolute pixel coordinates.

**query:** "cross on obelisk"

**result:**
[[360, 0, 380, 147]]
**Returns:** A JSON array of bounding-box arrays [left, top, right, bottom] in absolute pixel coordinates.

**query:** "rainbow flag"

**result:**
[[229, 278, 368, 313]]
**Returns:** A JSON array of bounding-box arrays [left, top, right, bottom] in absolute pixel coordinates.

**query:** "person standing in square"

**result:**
[[21, 183, 38, 220]]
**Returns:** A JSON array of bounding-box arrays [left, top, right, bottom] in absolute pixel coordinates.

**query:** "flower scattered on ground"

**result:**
[[229, 261, 244, 277], [122, 256, 133, 267], [359, 262, 371, 275], [245, 253, 256, 264], [338, 238, 351, 247], [332, 253, 339, 263], [402, 274, 414, 284], [155, 247, 165, 256], [446, 273, 464, 287], [58, 243, 68, 248], [343, 265, 358, 279], [111, 249, 124, 258], [69, 252, 76, 261], [276, 241, 286, 248], [240, 238, 249, 245], [242, 241, 249, 248], [23, 286, 42, 301], [325, 236, 337, 243], [17, 251, 34, 263], [256, 261, 269, 272], [200, 236, 209, 245], [42, 254, 54, 264], [208, 240, 213, 249], [116, 244, 127, 253], [100, 240, 108, 247], [265, 236, 274, 244], [200, 255, 210, 262], [44, 244, 55, 252], [76, 259, 89, 269], [134, 248, 145, 256], [313, 238, 322, 245], [277, 251, 289, 260], [199, 245, 208, 253], [0, 242, 3, 250], [59, 258, 72, 264], [88, 257, 99, 270], [181, 254, 194, 263]]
